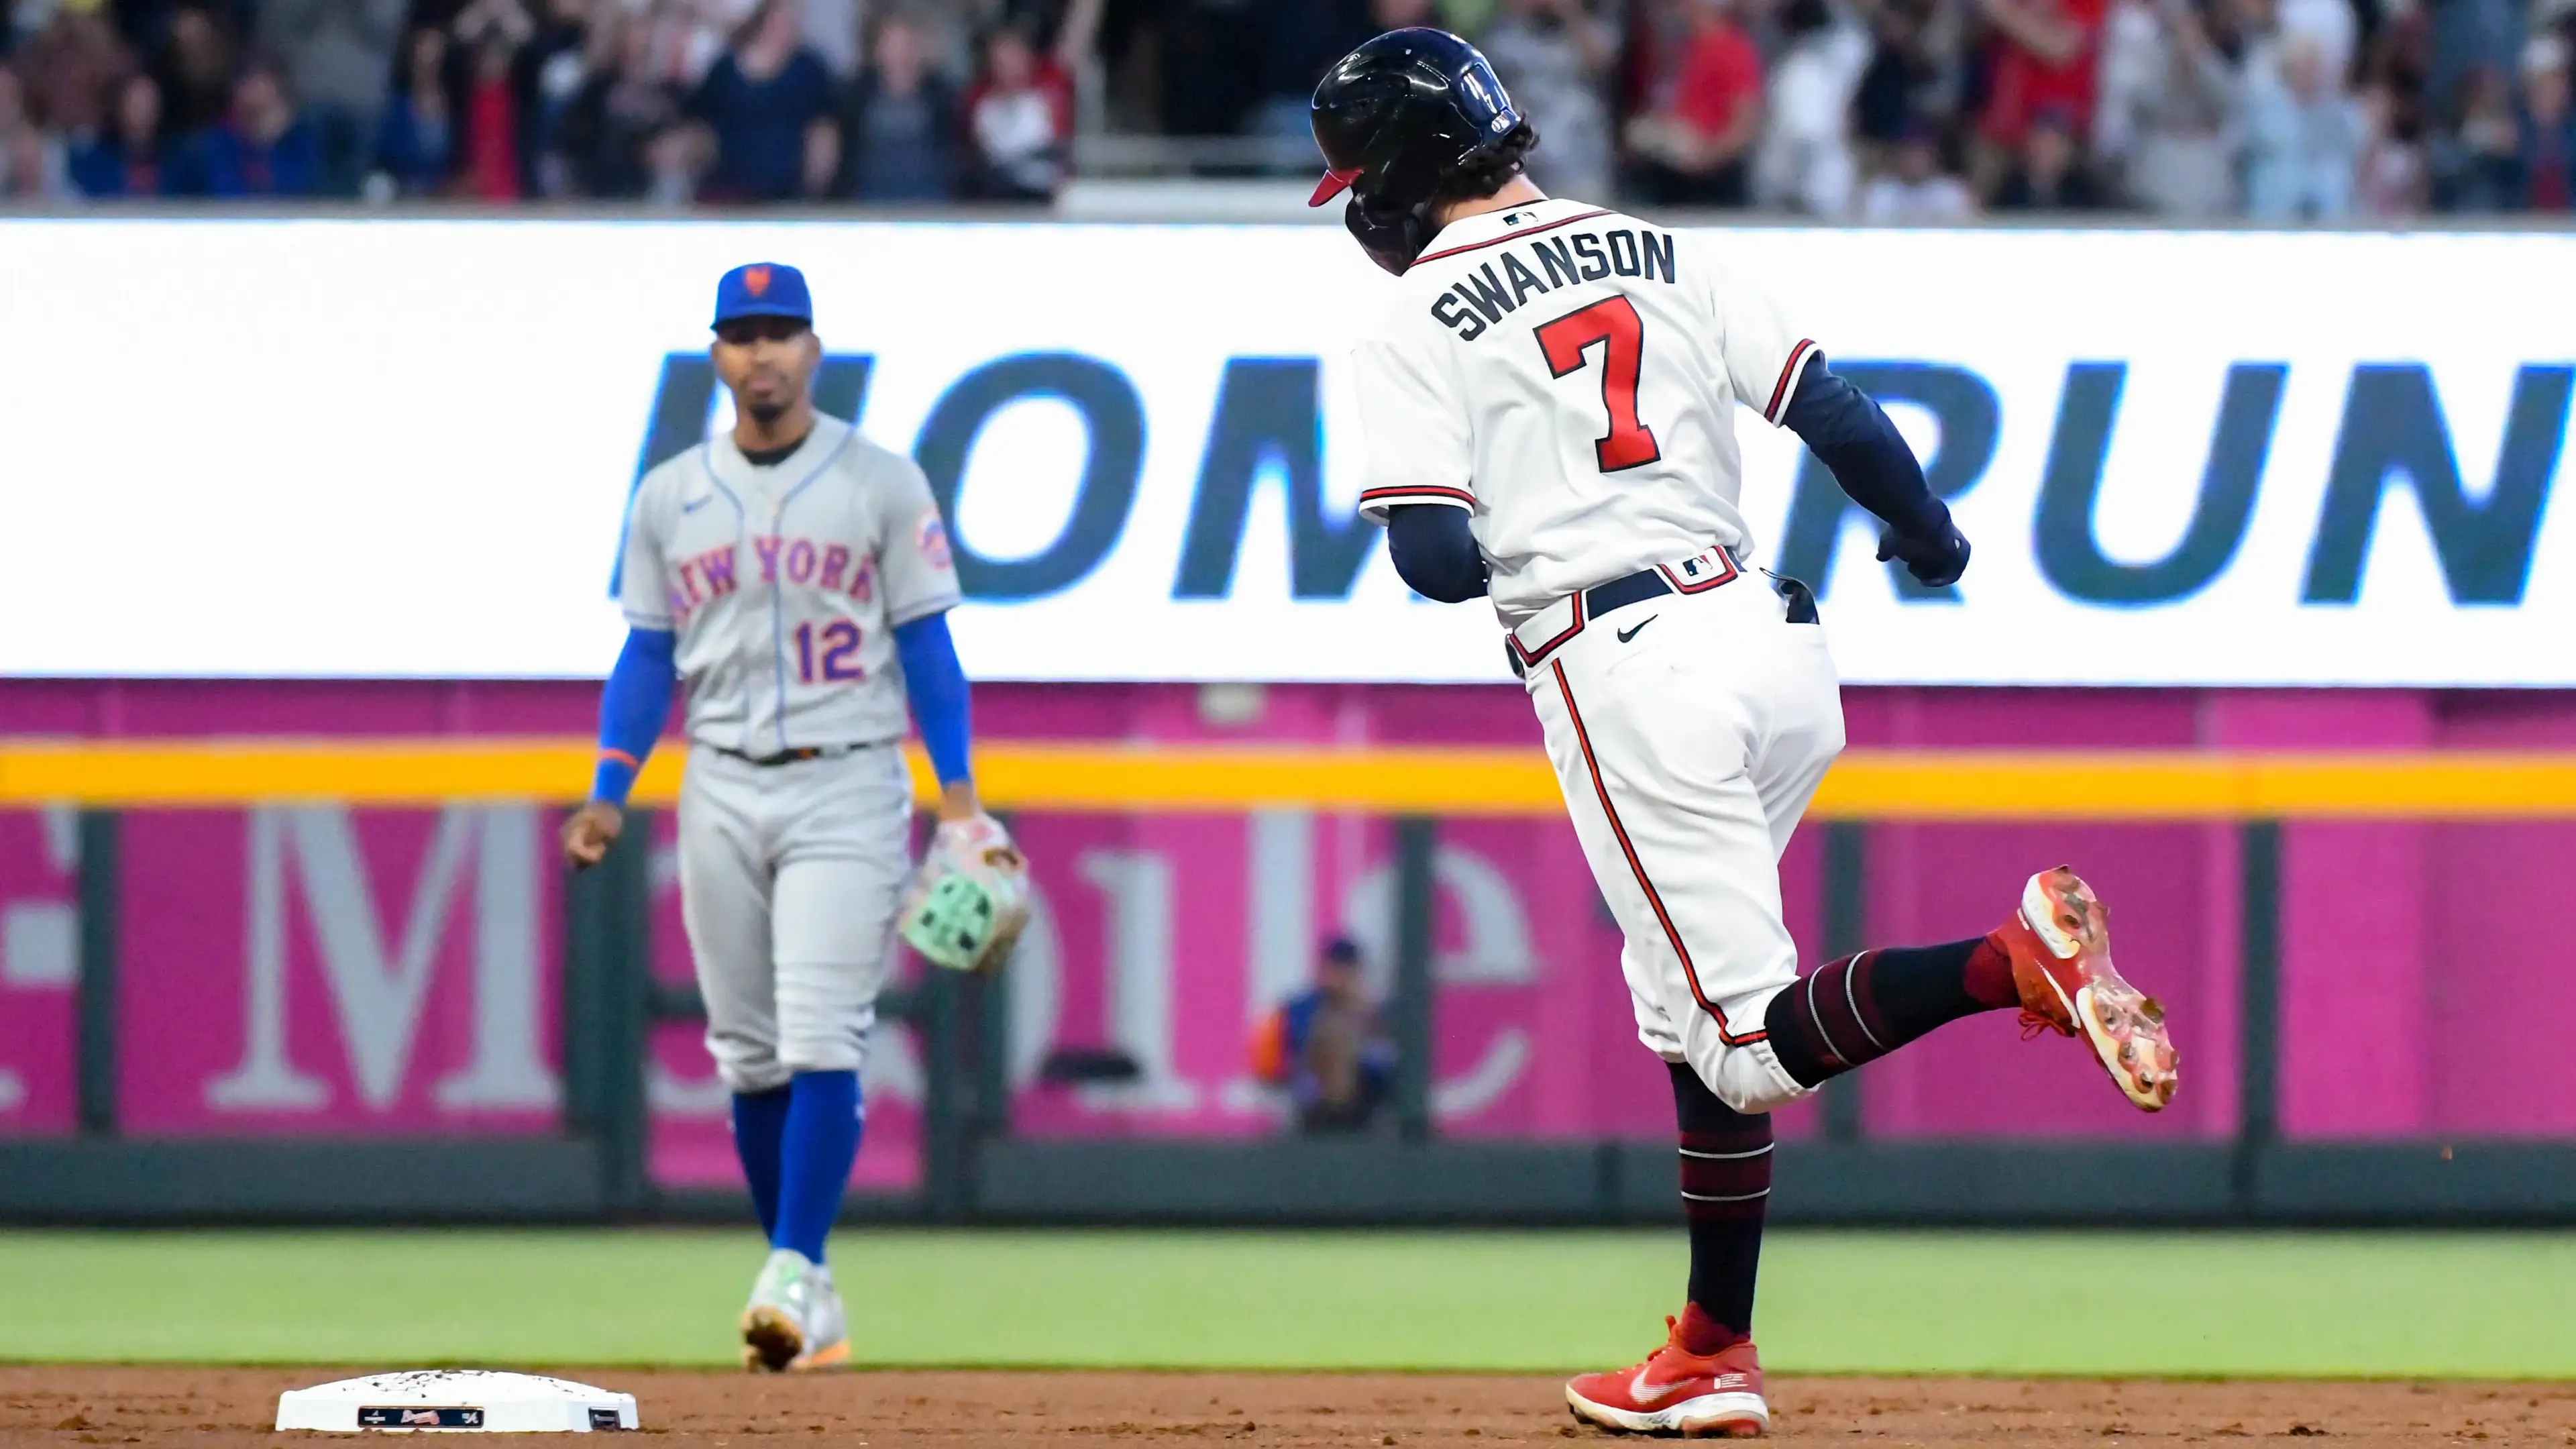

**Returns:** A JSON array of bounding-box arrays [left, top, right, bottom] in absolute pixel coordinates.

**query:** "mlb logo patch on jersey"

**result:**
[[916, 508, 953, 570]]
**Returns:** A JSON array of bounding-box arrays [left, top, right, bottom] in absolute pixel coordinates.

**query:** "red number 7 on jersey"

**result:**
[[1536, 296, 1662, 473]]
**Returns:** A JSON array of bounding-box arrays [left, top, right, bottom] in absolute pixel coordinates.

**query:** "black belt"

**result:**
[[711, 743, 866, 767], [1505, 562, 1815, 679]]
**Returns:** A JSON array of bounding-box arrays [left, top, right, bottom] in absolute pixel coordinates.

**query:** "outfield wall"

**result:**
[[6, 676, 2573, 1199], [5, 217, 2574, 1218]]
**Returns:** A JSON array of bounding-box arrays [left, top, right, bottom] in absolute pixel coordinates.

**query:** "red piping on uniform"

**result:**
[[1359, 484, 1477, 506], [1411, 209, 1615, 267], [1511, 593, 1587, 668], [1764, 339, 1817, 423], [1549, 659, 1765, 1046]]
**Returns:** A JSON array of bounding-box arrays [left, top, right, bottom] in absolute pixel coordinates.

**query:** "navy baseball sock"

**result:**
[[1763, 936, 2018, 1089], [773, 1070, 863, 1264], [729, 1085, 792, 1244], [1670, 1062, 1768, 1351]]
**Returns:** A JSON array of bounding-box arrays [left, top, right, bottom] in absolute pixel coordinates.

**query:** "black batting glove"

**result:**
[[1875, 506, 1971, 588]]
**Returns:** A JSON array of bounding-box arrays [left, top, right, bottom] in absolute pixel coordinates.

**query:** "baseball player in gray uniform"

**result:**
[[562, 262, 1025, 1373]]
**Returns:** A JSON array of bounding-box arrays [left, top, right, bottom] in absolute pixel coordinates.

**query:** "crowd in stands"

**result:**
[[1, 0, 2571, 216], [0, 0, 1097, 201]]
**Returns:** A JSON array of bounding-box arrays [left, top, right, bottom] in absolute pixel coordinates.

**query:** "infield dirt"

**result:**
[[3, 1367, 2570, 1446]]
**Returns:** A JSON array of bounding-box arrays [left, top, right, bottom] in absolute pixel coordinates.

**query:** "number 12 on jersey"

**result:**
[[793, 620, 863, 682], [1536, 296, 1662, 474]]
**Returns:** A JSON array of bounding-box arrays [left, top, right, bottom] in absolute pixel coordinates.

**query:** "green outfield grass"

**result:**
[[0, 1229, 2568, 1378]]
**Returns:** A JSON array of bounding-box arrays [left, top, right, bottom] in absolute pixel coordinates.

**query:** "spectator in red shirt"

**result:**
[[966, 0, 1101, 204], [460, 28, 522, 199], [1624, 0, 1764, 206], [965, 23, 1069, 201], [1974, 0, 2108, 182]]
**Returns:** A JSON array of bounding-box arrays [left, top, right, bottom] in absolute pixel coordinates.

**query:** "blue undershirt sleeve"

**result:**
[[591, 627, 678, 806], [893, 609, 973, 787], [1384, 504, 1490, 603], [1780, 359, 1949, 538]]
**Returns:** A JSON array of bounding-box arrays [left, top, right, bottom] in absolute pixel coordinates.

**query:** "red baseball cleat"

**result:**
[[1995, 867, 2179, 1112], [1564, 1320, 1768, 1437]]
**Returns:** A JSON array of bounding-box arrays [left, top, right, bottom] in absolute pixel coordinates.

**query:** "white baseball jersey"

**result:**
[[1350, 198, 1817, 625], [617, 414, 962, 756], [1346, 196, 1845, 1117]]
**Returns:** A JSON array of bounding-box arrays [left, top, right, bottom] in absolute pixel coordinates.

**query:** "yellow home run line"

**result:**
[[7, 739, 2576, 818]]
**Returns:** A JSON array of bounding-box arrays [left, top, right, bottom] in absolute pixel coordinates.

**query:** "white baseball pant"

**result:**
[[676, 741, 914, 1093], [1517, 550, 1846, 1114]]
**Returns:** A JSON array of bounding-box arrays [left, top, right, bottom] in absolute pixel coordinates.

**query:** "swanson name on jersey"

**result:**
[[1430, 226, 1678, 343]]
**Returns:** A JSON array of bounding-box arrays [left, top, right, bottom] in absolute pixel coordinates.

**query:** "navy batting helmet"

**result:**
[[1307, 28, 1536, 276]]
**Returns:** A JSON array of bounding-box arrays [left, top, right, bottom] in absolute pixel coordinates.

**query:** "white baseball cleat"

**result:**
[[789, 1264, 851, 1371], [740, 1248, 819, 1373]]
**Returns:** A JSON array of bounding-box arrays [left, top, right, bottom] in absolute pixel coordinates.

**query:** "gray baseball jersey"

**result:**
[[614, 412, 959, 1093], [618, 414, 963, 756]]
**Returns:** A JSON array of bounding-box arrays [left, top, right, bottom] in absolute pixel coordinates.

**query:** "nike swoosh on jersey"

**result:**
[[1617, 615, 1659, 643], [681, 494, 714, 513]]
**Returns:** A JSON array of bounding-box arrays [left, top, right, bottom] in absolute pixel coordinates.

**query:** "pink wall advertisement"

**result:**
[[5, 678, 2574, 1194]]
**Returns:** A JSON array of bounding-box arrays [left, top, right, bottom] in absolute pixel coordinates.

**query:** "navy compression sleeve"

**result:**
[[1780, 360, 1947, 537], [894, 610, 973, 786], [1385, 504, 1489, 602], [591, 627, 678, 806]]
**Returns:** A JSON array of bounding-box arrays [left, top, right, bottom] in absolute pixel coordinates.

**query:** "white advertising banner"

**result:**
[[1, 220, 2571, 685]]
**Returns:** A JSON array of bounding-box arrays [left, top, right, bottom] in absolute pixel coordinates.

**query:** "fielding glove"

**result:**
[[900, 814, 1030, 973]]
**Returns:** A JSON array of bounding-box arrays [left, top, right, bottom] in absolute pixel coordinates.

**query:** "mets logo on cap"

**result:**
[[713, 261, 814, 327]]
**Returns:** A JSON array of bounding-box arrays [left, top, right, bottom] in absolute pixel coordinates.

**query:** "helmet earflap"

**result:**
[[1344, 195, 1437, 276], [1309, 28, 1530, 272]]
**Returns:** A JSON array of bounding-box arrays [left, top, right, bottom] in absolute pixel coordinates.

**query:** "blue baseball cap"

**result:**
[[712, 262, 813, 327]]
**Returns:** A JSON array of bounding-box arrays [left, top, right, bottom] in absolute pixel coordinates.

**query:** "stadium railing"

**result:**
[[5, 738, 2576, 1226]]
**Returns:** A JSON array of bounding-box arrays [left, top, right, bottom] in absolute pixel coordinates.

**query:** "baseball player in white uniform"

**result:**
[[1309, 31, 2180, 1437], [562, 262, 1025, 1373]]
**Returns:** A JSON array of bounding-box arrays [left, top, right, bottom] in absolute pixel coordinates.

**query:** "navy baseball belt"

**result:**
[[1505, 545, 1816, 678]]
